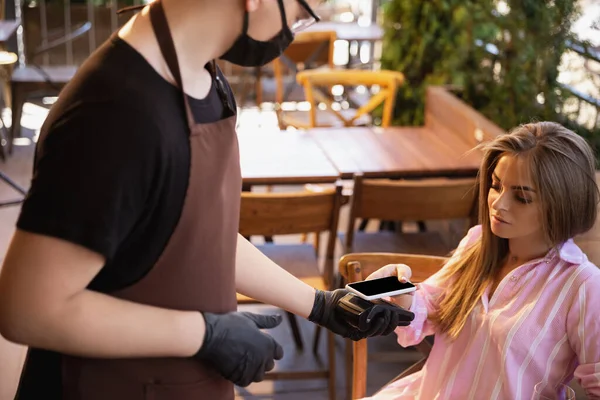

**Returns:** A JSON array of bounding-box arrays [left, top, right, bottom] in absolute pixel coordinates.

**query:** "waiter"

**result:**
[[0, 0, 413, 399]]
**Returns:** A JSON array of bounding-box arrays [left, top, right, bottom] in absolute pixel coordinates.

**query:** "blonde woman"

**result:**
[[365, 122, 600, 400]]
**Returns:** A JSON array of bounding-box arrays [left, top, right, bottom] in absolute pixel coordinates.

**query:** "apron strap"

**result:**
[[149, 0, 195, 128]]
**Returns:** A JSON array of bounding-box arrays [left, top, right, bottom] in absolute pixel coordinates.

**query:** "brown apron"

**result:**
[[60, 2, 240, 398]]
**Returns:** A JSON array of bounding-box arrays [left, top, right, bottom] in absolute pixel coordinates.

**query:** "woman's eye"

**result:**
[[516, 196, 532, 204], [491, 180, 532, 204]]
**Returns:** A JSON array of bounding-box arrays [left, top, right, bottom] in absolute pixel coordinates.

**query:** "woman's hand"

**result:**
[[366, 263, 412, 282], [366, 264, 414, 310]]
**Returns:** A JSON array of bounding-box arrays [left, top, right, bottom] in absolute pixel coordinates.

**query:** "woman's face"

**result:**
[[487, 155, 544, 241]]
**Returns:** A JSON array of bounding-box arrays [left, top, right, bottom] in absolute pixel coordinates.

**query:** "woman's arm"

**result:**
[[567, 271, 600, 399], [368, 226, 482, 347], [393, 279, 444, 347], [235, 234, 316, 319], [0, 230, 206, 358]]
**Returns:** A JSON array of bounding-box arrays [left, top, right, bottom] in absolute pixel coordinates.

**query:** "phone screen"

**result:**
[[347, 277, 415, 297]]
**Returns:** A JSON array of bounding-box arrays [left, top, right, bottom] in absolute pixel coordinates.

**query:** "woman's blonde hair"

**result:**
[[431, 121, 599, 339]]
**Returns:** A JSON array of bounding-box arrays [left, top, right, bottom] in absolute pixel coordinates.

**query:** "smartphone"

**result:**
[[345, 276, 416, 300]]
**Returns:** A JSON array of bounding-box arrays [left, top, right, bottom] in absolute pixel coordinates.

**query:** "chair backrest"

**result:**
[[295, 69, 405, 128], [283, 30, 337, 67], [346, 174, 478, 251], [339, 252, 448, 399], [23, 0, 121, 67], [31, 21, 92, 61], [239, 182, 344, 280], [273, 30, 337, 103]]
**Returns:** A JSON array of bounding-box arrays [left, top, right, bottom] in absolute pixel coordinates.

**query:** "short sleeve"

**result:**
[[17, 103, 161, 260]]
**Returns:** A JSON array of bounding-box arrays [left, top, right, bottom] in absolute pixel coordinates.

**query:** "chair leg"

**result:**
[[358, 219, 369, 231], [260, 188, 275, 243], [254, 67, 262, 106], [345, 338, 353, 400], [313, 325, 322, 354], [237, 74, 250, 108], [286, 311, 304, 351], [313, 231, 321, 257], [327, 331, 337, 400], [0, 130, 5, 161], [8, 83, 25, 155], [0, 89, 6, 161]]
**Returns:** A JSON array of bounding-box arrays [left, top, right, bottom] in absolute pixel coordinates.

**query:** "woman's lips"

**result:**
[[492, 215, 510, 224]]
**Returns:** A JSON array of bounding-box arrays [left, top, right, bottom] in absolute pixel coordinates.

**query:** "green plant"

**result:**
[[381, 0, 496, 125], [380, 0, 598, 157]]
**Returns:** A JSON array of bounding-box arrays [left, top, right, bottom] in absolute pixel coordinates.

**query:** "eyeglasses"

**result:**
[[291, 0, 321, 33]]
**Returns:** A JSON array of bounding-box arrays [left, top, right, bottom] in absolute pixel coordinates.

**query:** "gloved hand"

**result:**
[[194, 311, 284, 387], [308, 289, 414, 341]]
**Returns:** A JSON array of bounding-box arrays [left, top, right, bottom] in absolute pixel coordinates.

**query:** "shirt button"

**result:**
[[510, 276, 517, 282]]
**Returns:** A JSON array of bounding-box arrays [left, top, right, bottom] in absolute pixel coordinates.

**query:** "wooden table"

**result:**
[[305, 21, 383, 42], [308, 127, 483, 179], [0, 20, 19, 43], [238, 130, 340, 186]]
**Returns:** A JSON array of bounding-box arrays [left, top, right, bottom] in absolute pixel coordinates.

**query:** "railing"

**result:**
[[475, 37, 599, 131], [559, 39, 600, 130], [17, 0, 147, 67]]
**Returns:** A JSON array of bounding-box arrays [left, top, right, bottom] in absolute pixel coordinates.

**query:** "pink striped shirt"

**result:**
[[366, 225, 600, 400]]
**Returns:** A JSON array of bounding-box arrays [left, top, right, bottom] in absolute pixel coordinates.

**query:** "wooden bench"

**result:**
[[425, 85, 505, 146]]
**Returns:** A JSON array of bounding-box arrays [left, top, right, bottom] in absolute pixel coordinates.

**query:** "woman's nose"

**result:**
[[491, 191, 509, 211]]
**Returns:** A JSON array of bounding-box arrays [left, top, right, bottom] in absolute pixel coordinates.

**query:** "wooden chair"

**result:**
[[286, 69, 405, 129], [246, 30, 336, 108], [237, 182, 345, 400], [345, 174, 478, 256], [7, 21, 91, 154], [297, 69, 405, 245], [275, 30, 336, 101], [268, 30, 336, 126], [339, 253, 448, 399]]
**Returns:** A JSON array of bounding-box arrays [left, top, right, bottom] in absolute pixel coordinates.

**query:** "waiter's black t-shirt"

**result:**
[[16, 33, 237, 293]]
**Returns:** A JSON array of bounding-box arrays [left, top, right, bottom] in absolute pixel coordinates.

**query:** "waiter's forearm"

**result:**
[[0, 230, 206, 359], [235, 234, 316, 319], [0, 289, 206, 359]]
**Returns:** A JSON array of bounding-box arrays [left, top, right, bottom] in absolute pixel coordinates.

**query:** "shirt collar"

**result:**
[[553, 239, 586, 264]]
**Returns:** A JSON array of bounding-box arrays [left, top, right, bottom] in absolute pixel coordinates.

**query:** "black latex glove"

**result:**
[[195, 311, 284, 387], [308, 289, 414, 341]]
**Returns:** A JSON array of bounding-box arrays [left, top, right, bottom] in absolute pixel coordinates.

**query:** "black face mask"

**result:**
[[219, 0, 294, 67]]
